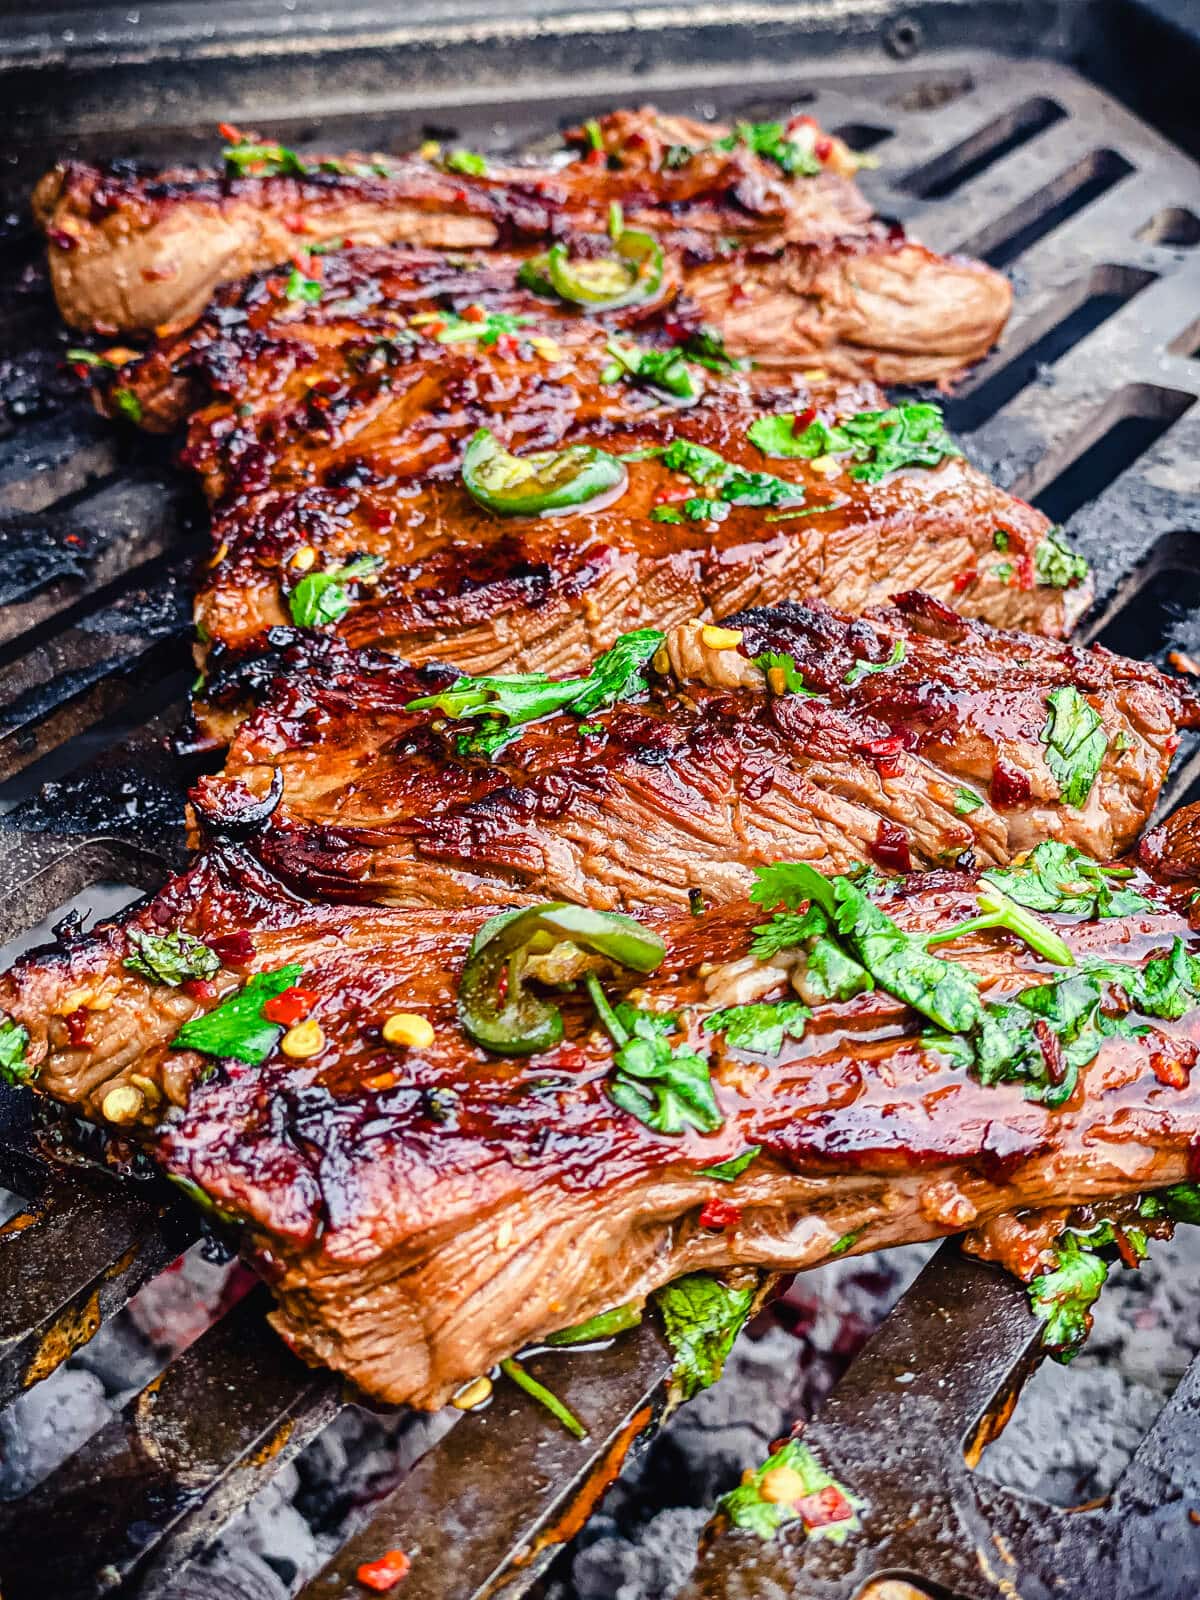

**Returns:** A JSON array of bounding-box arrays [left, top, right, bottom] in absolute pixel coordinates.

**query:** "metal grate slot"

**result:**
[[1137, 206, 1200, 246], [958, 148, 1137, 268], [942, 265, 1158, 435], [901, 96, 1067, 200], [1023, 383, 1196, 525]]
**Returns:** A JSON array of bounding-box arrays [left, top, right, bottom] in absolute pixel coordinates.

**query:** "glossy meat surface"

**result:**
[[4, 819, 1200, 1406], [208, 598, 1198, 908], [89, 246, 1077, 744], [34, 107, 1006, 381]]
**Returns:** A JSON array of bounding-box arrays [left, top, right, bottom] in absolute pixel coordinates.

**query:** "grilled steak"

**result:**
[[4, 808, 1200, 1407], [34, 108, 1009, 383], [88, 246, 1079, 742], [205, 601, 1198, 908]]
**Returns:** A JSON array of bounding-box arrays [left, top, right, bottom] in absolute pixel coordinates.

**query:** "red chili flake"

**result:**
[[1015, 552, 1035, 590], [462, 303, 487, 323], [425, 318, 446, 338], [494, 334, 520, 359], [796, 1484, 854, 1530], [208, 930, 255, 965], [218, 121, 244, 143], [263, 987, 319, 1026], [1148, 1033, 1197, 1090], [1113, 1227, 1145, 1270], [584, 146, 606, 168], [871, 818, 911, 873], [64, 532, 84, 546], [496, 969, 509, 1003], [356, 1551, 411, 1592], [787, 114, 818, 132], [452, 188, 470, 204], [952, 567, 977, 594], [699, 1198, 742, 1231], [47, 227, 77, 251], [792, 405, 817, 434], [64, 1009, 91, 1047], [362, 502, 396, 531], [283, 213, 310, 234], [730, 284, 750, 306], [859, 735, 906, 778], [1033, 1019, 1067, 1087], [814, 136, 833, 162], [990, 758, 1032, 809], [183, 978, 218, 1002]]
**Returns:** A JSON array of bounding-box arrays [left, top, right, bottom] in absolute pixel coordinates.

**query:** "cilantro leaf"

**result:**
[[747, 412, 850, 459], [406, 628, 664, 759], [1035, 526, 1090, 589], [284, 268, 323, 304], [715, 120, 822, 178], [717, 1437, 860, 1543], [843, 637, 905, 687], [601, 338, 702, 402], [112, 388, 143, 423], [0, 1014, 32, 1086], [703, 1000, 810, 1055], [289, 555, 384, 628], [839, 403, 961, 482], [171, 964, 305, 1065], [954, 787, 983, 815], [753, 650, 814, 695], [683, 326, 750, 372], [1041, 687, 1107, 808], [699, 1146, 761, 1182], [655, 1272, 756, 1399], [1028, 1235, 1109, 1360], [588, 983, 721, 1136], [123, 930, 220, 987], [444, 149, 488, 176], [545, 1300, 643, 1345], [222, 139, 309, 178], [649, 438, 804, 509], [982, 841, 1156, 920]]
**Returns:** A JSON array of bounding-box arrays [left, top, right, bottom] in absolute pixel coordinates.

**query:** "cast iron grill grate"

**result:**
[[0, 22, 1197, 1599]]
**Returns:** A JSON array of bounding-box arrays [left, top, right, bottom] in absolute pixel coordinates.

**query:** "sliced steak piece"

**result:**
[[205, 601, 1198, 908], [34, 109, 1008, 382], [30, 108, 872, 337], [4, 816, 1200, 1406], [85, 247, 1078, 746]]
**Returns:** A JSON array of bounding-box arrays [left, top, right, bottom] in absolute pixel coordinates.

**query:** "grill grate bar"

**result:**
[[0, 1284, 343, 1600]]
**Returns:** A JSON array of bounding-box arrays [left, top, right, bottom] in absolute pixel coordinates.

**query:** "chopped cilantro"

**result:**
[[498, 1356, 586, 1438], [444, 149, 488, 176], [830, 1229, 861, 1256], [993, 528, 1010, 551], [112, 388, 143, 423], [843, 637, 905, 687], [748, 412, 850, 460], [66, 347, 116, 369], [414, 308, 533, 346], [981, 840, 1156, 920], [838, 403, 961, 482], [753, 650, 814, 695], [655, 1272, 756, 1399], [699, 1146, 761, 1182], [600, 337, 702, 402], [683, 326, 750, 372], [171, 964, 305, 1065], [289, 554, 384, 628], [1029, 1235, 1109, 1361], [583, 118, 604, 151], [993, 561, 1015, 583], [717, 1437, 860, 1542], [1035, 525, 1090, 589], [284, 268, 322, 304], [954, 787, 984, 815], [123, 930, 220, 987], [925, 883, 1074, 968], [1041, 687, 1107, 808], [715, 120, 822, 178], [406, 628, 663, 760], [0, 1014, 32, 1086], [222, 138, 308, 178], [588, 980, 721, 1136], [702, 1000, 810, 1055], [643, 438, 804, 509]]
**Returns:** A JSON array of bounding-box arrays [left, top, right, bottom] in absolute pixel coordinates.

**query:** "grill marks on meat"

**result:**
[[33, 107, 1009, 385], [204, 601, 1198, 909], [4, 836, 1200, 1406], [91, 247, 1075, 741]]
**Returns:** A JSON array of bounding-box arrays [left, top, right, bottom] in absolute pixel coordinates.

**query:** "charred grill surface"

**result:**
[[4, 819, 1200, 1409], [35, 107, 1009, 385], [208, 599, 1198, 910]]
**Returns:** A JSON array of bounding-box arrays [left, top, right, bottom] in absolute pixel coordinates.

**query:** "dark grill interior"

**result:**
[[0, 6, 1198, 1596]]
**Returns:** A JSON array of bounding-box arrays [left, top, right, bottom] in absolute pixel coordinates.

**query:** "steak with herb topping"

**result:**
[[4, 809, 1200, 1407], [84, 246, 1077, 743], [35, 108, 1007, 383], [204, 600, 1199, 908]]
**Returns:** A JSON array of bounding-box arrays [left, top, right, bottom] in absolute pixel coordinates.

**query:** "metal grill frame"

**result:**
[[0, 9, 1197, 1597]]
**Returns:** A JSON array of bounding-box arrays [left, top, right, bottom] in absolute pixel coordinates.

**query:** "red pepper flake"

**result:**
[[814, 136, 833, 162], [699, 1198, 742, 1231], [218, 121, 244, 143], [796, 1484, 854, 1530], [859, 735, 906, 779], [494, 333, 520, 359], [871, 818, 912, 873], [730, 284, 750, 306], [1148, 1032, 1197, 1090], [263, 986, 320, 1026], [990, 758, 1032, 809], [787, 114, 818, 132], [357, 1551, 411, 1592], [183, 978, 218, 1002], [208, 930, 255, 966], [792, 405, 817, 435], [952, 567, 977, 594], [362, 502, 396, 531], [64, 532, 84, 546], [1015, 552, 1035, 590], [283, 213, 311, 235], [584, 146, 606, 167], [64, 1009, 91, 1047], [462, 303, 487, 323]]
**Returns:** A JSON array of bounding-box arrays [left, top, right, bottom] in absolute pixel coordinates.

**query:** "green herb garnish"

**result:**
[[112, 388, 143, 423], [925, 884, 1074, 968], [717, 1438, 860, 1542], [714, 120, 822, 178], [643, 437, 804, 510], [702, 1001, 810, 1056], [1041, 687, 1107, 808], [981, 840, 1156, 920], [699, 1146, 761, 1182], [499, 1356, 587, 1438], [284, 268, 323, 304], [599, 338, 702, 403], [830, 1230, 860, 1256], [406, 628, 663, 759], [413, 308, 533, 346], [753, 650, 814, 695], [0, 1014, 32, 1086], [288, 554, 383, 628], [222, 138, 309, 178], [843, 637, 905, 687], [1034, 526, 1089, 589], [170, 964, 305, 1065], [747, 412, 849, 460], [588, 979, 721, 1136], [123, 930, 220, 987], [545, 1302, 643, 1345], [655, 1273, 757, 1399], [683, 326, 750, 372], [954, 787, 984, 815], [444, 149, 488, 176]]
